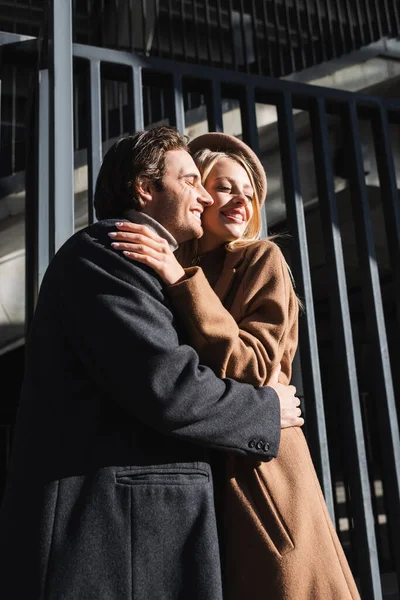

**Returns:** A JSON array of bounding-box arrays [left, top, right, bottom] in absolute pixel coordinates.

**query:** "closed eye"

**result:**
[[218, 185, 231, 192]]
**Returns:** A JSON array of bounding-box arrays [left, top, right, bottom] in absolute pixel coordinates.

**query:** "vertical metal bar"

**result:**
[[118, 82, 124, 135], [304, 0, 317, 65], [276, 91, 334, 520], [172, 74, 185, 134], [127, 66, 144, 132], [324, 0, 337, 58], [38, 69, 50, 285], [216, 0, 225, 69], [343, 0, 356, 51], [261, 0, 274, 76], [204, 0, 213, 65], [141, 0, 147, 54], [372, 0, 383, 39], [11, 66, 16, 173], [88, 60, 102, 225], [207, 79, 223, 133], [310, 97, 382, 600], [25, 69, 39, 331], [293, 0, 307, 71], [167, 0, 174, 59], [48, 0, 74, 255], [362, 0, 374, 43], [192, 0, 200, 64], [180, 0, 188, 62], [393, 0, 400, 33], [228, 0, 238, 71], [380, 0, 391, 34], [241, 87, 266, 234], [128, 0, 134, 52], [354, 0, 366, 46], [239, 0, 249, 72], [103, 81, 110, 141], [114, 0, 120, 48], [271, 0, 284, 75], [343, 99, 400, 585], [73, 75, 79, 150], [314, 0, 327, 62], [371, 105, 400, 328], [334, 0, 347, 54], [155, 0, 161, 56], [250, 0, 261, 75], [87, 0, 92, 45], [282, 0, 295, 74]]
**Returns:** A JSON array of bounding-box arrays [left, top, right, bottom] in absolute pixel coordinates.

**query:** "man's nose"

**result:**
[[198, 185, 213, 206]]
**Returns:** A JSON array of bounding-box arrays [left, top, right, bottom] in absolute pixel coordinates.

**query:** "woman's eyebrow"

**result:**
[[214, 176, 253, 191]]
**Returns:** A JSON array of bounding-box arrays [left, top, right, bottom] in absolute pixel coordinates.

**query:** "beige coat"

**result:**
[[169, 239, 360, 600]]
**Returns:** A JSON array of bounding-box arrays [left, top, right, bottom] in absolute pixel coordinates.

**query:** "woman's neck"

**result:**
[[198, 236, 226, 254]]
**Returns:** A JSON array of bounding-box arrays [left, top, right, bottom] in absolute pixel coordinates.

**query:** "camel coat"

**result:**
[[169, 239, 360, 600]]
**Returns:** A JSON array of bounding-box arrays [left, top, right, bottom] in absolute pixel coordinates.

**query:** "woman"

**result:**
[[109, 133, 360, 599]]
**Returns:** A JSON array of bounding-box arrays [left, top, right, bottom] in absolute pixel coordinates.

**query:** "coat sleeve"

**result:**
[[168, 241, 299, 386], [55, 229, 281, 459]]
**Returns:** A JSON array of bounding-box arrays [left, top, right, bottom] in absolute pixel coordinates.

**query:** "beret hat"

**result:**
[[188, 132, 267, 206]]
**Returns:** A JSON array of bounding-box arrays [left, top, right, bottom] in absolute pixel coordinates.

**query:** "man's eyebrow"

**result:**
[[179, 172, 200, 180]]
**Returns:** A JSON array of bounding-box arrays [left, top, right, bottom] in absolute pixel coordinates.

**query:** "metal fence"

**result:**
[[0, 1, 399, 77], [0, 1, 400, 598]]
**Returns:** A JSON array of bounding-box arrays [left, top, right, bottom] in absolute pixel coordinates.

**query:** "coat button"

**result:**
[[263, 442, 270, 452], [248, 440, 256, 449], [256, 441, 264, 450]]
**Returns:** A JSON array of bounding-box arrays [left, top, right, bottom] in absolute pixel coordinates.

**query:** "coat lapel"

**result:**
[[214, 249, 245, 305]]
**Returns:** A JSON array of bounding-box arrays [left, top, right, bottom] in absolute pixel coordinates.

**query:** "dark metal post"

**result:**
[[128, 66, 145, 132], [310, 97, 382, 600], [87, 60, 102, 224], [172, 73, 185, 134], [276, 91, 334, 520], [48, 0, 74, 255], [208, 79, 223, 133], [343, 100, 400, 585], [38, 70, 50, 284], [241, 86, 267, 236], [371, 104, 400, 330]]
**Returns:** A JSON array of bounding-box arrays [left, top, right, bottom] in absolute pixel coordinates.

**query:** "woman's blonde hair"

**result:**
[[176, 148, 264, 266]]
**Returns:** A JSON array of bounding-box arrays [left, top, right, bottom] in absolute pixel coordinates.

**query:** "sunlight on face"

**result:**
[[199, 158, 254, 252]]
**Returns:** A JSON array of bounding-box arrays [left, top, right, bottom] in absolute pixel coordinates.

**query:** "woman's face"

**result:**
[[199, 158, 254, 252]]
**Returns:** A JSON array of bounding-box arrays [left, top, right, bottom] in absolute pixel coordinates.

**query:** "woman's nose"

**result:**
[[232, 193, 248, 205]]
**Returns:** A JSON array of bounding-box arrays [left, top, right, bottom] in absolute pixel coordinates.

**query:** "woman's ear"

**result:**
[[136, 177, 153, 206]]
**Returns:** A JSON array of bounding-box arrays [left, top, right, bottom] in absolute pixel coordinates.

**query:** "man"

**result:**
[[0, 126, 302, 599]]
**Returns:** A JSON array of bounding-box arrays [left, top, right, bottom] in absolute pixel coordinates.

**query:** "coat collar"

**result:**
[[124, 209, 178, 252]]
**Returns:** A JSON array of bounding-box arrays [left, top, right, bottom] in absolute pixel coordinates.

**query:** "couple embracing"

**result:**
[[0, 126, 359, 599]]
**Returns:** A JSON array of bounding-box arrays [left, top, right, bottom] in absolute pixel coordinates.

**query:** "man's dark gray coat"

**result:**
[[0, 219, 281, 600]]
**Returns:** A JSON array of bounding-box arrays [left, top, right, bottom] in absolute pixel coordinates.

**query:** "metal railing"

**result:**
[[0, 1, 400, 598]]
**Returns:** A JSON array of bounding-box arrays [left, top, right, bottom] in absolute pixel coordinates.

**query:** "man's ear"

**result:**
[[136, 177, 153, 207]]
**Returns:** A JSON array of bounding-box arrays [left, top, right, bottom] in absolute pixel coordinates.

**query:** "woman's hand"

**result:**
[[108, 222, 186, 285]]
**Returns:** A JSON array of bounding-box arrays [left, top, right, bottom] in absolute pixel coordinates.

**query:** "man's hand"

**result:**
[[269, 365, 304, 429]]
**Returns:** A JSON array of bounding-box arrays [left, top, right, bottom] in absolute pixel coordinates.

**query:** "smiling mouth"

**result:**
[[191, 209, 203, 220], [221, 211, 245, 224]]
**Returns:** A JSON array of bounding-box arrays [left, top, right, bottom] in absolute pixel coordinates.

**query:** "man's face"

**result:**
[[143, 149, 213, 244]]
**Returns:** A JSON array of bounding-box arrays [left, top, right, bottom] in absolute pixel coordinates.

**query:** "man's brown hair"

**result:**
[[94, 126, 188, 220]]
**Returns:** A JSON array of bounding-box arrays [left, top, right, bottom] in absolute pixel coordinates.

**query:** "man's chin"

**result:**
[[177, 225, 203, 244]]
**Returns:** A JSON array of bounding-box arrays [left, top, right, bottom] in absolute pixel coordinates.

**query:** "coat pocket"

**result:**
[[227, 458, 295, 557], [115, 464, 209, 486]]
